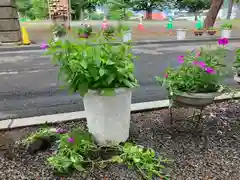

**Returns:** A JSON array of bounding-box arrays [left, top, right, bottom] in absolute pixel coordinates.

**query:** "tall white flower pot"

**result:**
[[123, 31, 132, 42], [53, 34, 59, 42], [83, 88, 132, 145], [221, 29, 232, 38], [176, 29, 187, 40]]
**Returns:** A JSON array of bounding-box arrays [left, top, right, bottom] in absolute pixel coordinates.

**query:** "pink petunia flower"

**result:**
[[178, 56, 184, 64], [56, 128, 67, 134], [192, 61, 198, 65], [198, 61, 206, 68], [40, 42, 48, 50], [164, 73, 168, 78], [195, 52, 201, 57], [205, 67, 216, 74], [218, 38, 229, 46], [67, 137, 74, 143]]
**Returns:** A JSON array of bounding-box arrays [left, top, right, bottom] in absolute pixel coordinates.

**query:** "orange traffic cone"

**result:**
[[137, 18, 144, 30], [101, 16, 108, 30]]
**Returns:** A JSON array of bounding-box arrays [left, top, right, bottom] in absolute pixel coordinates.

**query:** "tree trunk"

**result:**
[[204, 0, 224, 28], [194, 12, 198, 21], [227, 0, 234, 19], [146, 9, 152, 20], [79, 8, 84, 20]]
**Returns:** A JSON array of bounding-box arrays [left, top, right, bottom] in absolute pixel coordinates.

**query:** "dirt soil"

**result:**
[[23, 23, 224, 44], [0, 100, 240, 180]]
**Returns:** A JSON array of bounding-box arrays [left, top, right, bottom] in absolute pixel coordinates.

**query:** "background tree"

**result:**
[[204, 0, 224, 28], [107, 0, 132, 20], [31, 0, 49, 19], [227, 0, 240, 19], [132, 0, 166, 20], [16, 0, 32, 18], [175, 0, 211, 20]]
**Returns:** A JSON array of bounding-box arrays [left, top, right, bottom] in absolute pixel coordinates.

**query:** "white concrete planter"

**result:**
[[172, 91, 222, 107], [234, 74, 240, 84], [123, 31, 132, 42], [221, 29, 232, 38], [83, 88, 132, 145], [53, 35, 59, 42], [176, 29, 187, 40]]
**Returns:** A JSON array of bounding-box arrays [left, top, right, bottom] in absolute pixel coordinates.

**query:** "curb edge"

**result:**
[[1, 37, 240, 52], [0, 92, 240, 130]]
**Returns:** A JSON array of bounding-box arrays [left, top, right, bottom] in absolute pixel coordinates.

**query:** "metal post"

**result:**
[[48, 0, 52, 22], [67, 0, 71, 29]]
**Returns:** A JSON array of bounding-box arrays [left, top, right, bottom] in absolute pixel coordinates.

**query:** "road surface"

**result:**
[[0, 42, 239, 120]]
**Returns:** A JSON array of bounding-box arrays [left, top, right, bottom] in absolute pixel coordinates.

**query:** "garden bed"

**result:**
[[1, 100, 240, 180]]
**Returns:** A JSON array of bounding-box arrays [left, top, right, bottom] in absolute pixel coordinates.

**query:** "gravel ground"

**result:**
[[0, 100, 240, 180]]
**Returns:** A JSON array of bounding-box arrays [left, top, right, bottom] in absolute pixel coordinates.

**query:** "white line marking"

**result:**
[[0, 92, 239, 130], [0, 68, 56, 75]]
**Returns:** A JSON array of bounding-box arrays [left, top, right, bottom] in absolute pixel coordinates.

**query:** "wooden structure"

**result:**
[[0, 0, 21, 43], [49, 0, 70, 28]]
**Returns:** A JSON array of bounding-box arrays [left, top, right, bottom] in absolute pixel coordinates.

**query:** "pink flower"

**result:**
[[67, 137, 74, 143], [205, 67, 216, 74], [40, 42, 48, 50], [164, 74, 168, 78], [178, 56, 184, 64], [198, 61, 206, 68], [56, 128, 67, 134], [218, 38, 229, 45], [195, 52, 201, 57], [192, 61, 198, 65]]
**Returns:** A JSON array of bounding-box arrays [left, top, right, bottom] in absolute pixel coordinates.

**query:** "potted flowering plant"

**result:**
[[103, 26, 115, 39], [221, 23, 232, 38], [156, 38, 228, 107], [193, 28, 204, 36], [233, 48, 240, 83], [44, 34, 138, 145], [118, 25, 132, 42], [78, 24, 92, 38], [207, 27, 217, 35], [52, 23, 67, 41]]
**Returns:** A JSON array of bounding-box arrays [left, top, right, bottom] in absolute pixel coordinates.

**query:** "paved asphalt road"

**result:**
[[0, 42, 239, 120]]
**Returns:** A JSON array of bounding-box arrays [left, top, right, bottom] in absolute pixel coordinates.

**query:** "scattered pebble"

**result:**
[[0, 100, 240, 180]]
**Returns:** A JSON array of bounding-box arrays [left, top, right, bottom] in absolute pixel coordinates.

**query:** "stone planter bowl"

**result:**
[[207, 30, 217, 36], [194, 30, 204, 36], [172, 91, 222, 107]]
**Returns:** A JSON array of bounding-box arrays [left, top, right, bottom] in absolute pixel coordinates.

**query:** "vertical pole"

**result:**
[[67, 0, 71, 29], [48, 0, 52, 22]]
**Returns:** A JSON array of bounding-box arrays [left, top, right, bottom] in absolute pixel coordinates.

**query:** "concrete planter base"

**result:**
[[83, 88, 132, 146], [176, 29, 187, 40], [221, 30, 232, 38]]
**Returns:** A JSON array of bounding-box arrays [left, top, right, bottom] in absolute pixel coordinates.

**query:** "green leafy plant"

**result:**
[[104, 26, 115, 35], [207, 26, 217, 30], [112, 143, 170, 180], [221, 23, 232, 30], [156, 39, 228, 94], [23, 128, 56, 144], [78, 24, 93, 36], [47, 128, 98, 173], [46, 33, 138, 96], [233, 48, 240, 76], [117, 23, 131, 33], [52, 24, 67, 37], [25, 127, 170, 178]]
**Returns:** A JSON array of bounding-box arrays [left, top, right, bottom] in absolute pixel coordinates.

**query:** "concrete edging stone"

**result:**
[[1, 36, 240, 52], [0, 91, 240, 130]]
